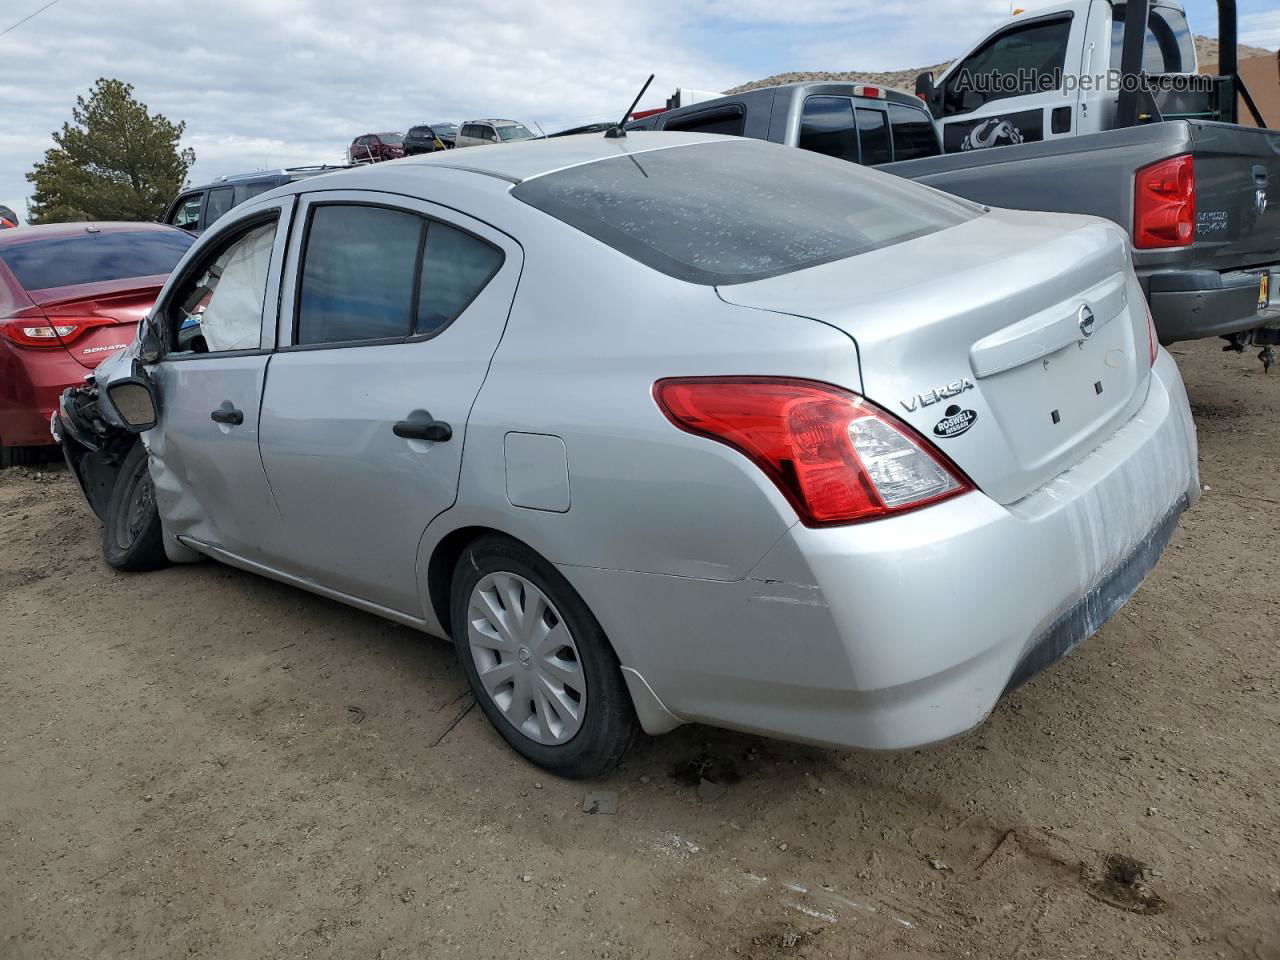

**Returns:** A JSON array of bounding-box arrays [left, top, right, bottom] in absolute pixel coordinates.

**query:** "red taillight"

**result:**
[[0, 314, 115, 349], [1134, 154, 1195, 249], [653, 377, 973, 526]]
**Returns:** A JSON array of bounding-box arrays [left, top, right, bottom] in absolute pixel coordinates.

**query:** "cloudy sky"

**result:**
[[1, 0, 1276, 221]]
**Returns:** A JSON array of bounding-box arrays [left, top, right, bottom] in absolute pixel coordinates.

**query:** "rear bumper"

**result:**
[[1146, 265, 1279, 343], [0, 343, 84, 448], [565, 350, 1199, 750]]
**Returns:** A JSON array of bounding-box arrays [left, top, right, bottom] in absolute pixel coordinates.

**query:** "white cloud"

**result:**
[[1240, 10, 1280, 48], [0, 0, 741, 221]]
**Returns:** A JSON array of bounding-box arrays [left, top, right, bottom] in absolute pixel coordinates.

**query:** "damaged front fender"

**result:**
[[50, 340, 146, 521]]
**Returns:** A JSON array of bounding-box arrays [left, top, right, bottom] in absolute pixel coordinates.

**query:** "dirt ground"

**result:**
[[1, 338, 1277, 960]]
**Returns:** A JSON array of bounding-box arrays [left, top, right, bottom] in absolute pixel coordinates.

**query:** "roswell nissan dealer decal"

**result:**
[[933, 405, 978, 439]]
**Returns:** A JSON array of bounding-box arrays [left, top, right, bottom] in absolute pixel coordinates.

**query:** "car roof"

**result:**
[[390, 131, 735, 184], [0, 221, 184, 246]]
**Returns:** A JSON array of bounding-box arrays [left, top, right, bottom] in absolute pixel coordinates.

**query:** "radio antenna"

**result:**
[[605, 74, 655, 139]]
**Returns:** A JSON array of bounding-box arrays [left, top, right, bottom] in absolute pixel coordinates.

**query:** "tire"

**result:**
[[451, 535, 638, 778], [101, 441, 169, 572]]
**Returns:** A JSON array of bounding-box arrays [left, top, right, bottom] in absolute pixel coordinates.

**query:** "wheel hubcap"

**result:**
[[466, 572, 586, 746]]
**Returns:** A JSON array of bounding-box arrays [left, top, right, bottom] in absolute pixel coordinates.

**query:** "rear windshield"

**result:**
[[512, 140, 980, 285], [0, 230, 194, 291], [497, 124, 535, 141]]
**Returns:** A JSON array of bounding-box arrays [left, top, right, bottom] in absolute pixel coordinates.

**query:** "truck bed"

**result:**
[[883, 120, 1280, 343]]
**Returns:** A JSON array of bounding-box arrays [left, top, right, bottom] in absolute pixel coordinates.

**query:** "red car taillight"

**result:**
[[654, 377, 973, 526], [0, 314, 115, 349], [1134, 154, 1195, 249]]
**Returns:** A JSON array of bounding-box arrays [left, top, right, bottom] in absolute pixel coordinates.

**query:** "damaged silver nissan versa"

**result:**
[[54, 133, 1200, 777]]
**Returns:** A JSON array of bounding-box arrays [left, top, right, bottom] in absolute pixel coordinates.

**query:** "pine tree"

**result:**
[[26, 78, 195, 223]]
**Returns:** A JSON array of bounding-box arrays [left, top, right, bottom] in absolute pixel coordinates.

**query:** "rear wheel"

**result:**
[[451, 535, 638, 778], [102, 441, 169, 572]]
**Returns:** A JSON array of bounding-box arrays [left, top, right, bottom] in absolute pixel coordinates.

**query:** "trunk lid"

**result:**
[[27, 275, 164, 369], [718, 208, 1152, 505], [1188, 121, 1280, 270]]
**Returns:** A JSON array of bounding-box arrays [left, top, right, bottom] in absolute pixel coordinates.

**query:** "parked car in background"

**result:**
[[0, 205, 17, 229], [165, 166, 347, 235], [56, 134, 1197, 778], [404, 123, 458, 154], [455, 120, 538, 147], [349, 133, 405, 164], [1, 223, 193, 466]]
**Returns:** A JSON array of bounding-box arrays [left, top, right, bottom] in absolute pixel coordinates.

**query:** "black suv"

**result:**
[[163, 166, 347, 234], [404, 123, 459, 154]]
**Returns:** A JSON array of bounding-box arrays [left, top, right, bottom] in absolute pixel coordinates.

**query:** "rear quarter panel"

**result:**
[[425, 211, 864, 587]]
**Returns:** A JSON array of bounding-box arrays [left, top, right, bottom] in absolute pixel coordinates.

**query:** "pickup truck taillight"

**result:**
[[654, 377, 973, 526], [1134, 155, 1195, 249]]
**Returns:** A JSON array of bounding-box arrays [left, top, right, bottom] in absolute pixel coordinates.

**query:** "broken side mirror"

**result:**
[[138, 315, 162, 364], [105, 362, 160, 433]]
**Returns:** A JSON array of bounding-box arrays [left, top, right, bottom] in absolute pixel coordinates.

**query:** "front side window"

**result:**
[[798, 97, 859, 163], [168, 220, 277, 356], [855, 108, 892, 165], [0, 229, 194, 291], [888, 104, 941, 161], [205, 187, 235, 227], [512, 139, 980, 286], [942, 15, 1073, 115], [296, 205, 503, 346], [170, 194, 203, 229]]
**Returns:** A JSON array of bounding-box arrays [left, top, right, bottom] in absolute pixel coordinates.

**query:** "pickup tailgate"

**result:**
[[1188, 121, 1280, 270], [718, 208, 1152, 506]]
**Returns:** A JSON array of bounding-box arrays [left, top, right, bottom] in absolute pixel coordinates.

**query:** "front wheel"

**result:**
[[452, 535, 638, 778], [102, 441, 169, 572]]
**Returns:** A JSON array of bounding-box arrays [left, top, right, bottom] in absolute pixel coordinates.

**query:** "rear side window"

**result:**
[[205, 187, 235, 226], [0, 230, 193, 291], [297, 205, 502, 346], [855, 108, 892, 165], [888, 104, 940, 161], [298, 206, 422, 345], [799, 97, 859, 163], [416, 223, 503, 335], [1110, 3, 1195, 73], [512, 140, 979, 286], [663, 107, 745, 137]]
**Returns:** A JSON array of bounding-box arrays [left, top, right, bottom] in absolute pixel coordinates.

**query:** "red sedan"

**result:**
[[0, 222, 194, 466]]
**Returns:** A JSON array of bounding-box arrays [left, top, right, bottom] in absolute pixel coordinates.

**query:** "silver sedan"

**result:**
[[55, 132, 1199, 777]]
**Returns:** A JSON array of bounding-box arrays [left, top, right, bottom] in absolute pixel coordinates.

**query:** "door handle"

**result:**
[[393, 417, 452, 443], [210, 405, 244, 426]]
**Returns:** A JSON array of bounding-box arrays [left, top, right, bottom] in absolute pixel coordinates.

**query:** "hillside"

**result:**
[[725, 37, 1274, 96]]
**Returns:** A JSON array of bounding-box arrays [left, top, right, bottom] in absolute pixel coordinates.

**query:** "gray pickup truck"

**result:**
[[629, 2, 1280, 367]]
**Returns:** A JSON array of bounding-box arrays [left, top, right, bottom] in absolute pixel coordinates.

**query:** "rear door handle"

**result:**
[[393, 416, 452, 443], [210, 404, 244, 426]]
